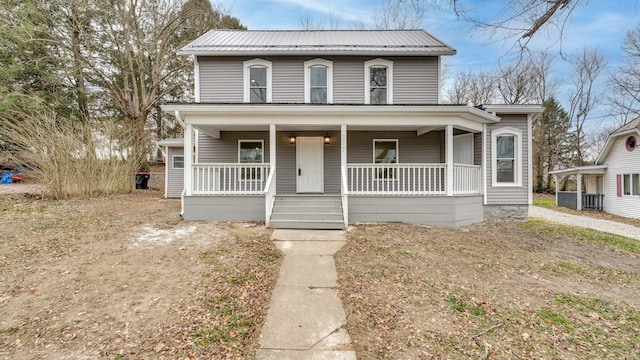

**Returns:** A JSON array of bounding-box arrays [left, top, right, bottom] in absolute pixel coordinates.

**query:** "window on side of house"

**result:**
[[305, 59, 333, 104], [239, 140, 264, 180], [623, 173, 640, 196], [496, 135, 515, 183], [364, 59, 393, 104], [173, 155, 184, 169], [373, 139, 398, 179], [491, 127, 522, 187], [243, 59, 272, 103]]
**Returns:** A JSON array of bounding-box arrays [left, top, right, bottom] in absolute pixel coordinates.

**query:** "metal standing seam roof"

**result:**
[[179, 29, 456, 56]]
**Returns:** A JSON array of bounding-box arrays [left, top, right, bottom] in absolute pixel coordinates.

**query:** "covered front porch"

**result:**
[[550, 165, 608, 211], [163, 103, 498, 228]]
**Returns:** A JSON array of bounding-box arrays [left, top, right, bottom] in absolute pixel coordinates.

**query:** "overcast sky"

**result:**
[[216, 0, 640, 130]]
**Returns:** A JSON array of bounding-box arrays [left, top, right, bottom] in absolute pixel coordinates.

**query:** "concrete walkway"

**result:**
[[256, 230, 356, 360], [529, 205, 640, 241]]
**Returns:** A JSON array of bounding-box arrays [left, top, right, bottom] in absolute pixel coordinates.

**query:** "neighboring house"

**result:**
[[157, 138, 185, 198], [550, 117, 640, 219], [161, 29, 543, 229]]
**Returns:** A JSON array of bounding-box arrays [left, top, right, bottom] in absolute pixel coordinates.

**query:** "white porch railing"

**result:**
[[264, 167, 276, 226], [453, 163, 482, 195], [192, 163, 270, 195], [347, 163, 482, 196], [341, 165, 349, 228]]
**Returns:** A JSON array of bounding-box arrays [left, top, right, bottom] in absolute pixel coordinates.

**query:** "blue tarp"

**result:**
[[0, 172, 12, 184]]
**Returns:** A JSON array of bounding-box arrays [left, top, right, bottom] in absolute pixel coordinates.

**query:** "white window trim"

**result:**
[[622, 173, 640, 196], [172, 155, 185, 169], [238, 140, 265, 182], [364, 58, 394, 104], [238, 140, 265, 163], [304, 58, 333, 104], [491, 127, 522, 187], [243, 59, 272, 103], [373, 139, 399, 180]]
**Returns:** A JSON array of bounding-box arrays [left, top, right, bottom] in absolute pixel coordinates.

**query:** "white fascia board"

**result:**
[[182, 113, 485, 132], [177, 49, 457, 57], [483, 104, 545, 116], [162, 104, 500, 124], [549, 165, 608, 176]]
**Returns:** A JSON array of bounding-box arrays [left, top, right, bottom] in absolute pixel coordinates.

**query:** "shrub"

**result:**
[[0, 108, 140, 199]]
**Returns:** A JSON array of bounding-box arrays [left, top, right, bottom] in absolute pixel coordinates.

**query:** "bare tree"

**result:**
[[497, 52, 555, 104], [452, 0, 584, 52], [610, 25, 640, 124], [445, 71, 497, 105], [567, 48, 606, 166], [375, 0, 427, 29]]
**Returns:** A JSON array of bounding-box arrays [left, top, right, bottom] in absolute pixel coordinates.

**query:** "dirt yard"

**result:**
[[2, 185, 639, 359], [0, 189, 281, 359], [336, 222, 640, 359]]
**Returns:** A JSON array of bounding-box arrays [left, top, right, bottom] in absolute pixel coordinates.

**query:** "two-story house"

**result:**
[[160, 29, 543, 229]]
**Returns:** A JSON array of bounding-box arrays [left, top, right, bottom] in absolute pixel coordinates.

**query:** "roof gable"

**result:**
[[596, 116, 640, 164], [180, 29, 456, 56]]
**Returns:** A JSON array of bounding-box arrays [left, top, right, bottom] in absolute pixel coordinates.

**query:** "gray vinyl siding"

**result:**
[[166, 147, 184, 198], [393, 57, 439, 103], [272, 58, 304, 103], [197, 55, 441, 104], [474, 133, 482, 166], [183, 196, 265, 221], [349, 195, 483, 227], [485, 114, 530, 205], [197, 131, 270, 163], [198, 57, 243, 102], [347, 131, 442, 163], [333, 58, 364, 103]]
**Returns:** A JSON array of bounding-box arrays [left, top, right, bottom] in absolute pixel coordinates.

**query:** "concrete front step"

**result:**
[[271, 212, 343, 221], [269, 219, 344, 230], [256, 349, 356, 360], [272, 206, 342, 214]]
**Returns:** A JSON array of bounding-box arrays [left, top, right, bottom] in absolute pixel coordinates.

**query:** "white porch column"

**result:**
[[446, 124, 454, 196], [341, 124, 347, 192], [341, 124, 348, 227], [269, 123, 276, 170], [184, 123, 193, 196], [576, 173, 582, 211]]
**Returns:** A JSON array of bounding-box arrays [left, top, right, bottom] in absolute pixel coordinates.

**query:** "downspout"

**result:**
[[482, 123, 487, 205], [527, 113, 533, 205]]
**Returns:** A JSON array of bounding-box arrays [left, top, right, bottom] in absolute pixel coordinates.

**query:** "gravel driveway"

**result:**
[[529, 205, 640, 240]]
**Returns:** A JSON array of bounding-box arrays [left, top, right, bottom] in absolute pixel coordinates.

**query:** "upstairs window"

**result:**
[[243, 59, 272, 103], [365, 59, 393, 104], [491, 127, 522, 187], [304, 59, 333, 104]]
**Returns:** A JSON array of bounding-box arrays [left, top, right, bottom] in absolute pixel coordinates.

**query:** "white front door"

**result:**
[[296, 136, 324, 193]]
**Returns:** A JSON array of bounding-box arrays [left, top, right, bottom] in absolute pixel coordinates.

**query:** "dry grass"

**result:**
[[337, 222, 640, 359], [0, 110, 138, 199]]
